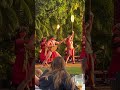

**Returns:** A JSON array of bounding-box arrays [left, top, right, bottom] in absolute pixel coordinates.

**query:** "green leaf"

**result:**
[[6, 8, 19, 29], [21, 0, 33, 24], [6, 0, 13, 7], [0, 0, 8, 8]]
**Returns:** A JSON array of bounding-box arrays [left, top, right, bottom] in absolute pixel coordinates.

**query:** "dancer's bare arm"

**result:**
[[85, 12, 94, 32], [71, 31, 74, 40], [55, 41, 60, 44], [88, 11, 94, 32]]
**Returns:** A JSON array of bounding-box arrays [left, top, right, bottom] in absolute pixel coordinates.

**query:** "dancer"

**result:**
[[12, 27, 28, 88], [39, 37, 47, 63], [108, 23, 120, 90], [65, 31, 75, 64], [84, 11, 95, 89], [42, 36, 61, 66], [16, 33, 35, 90], [12, 27, 35, 89]]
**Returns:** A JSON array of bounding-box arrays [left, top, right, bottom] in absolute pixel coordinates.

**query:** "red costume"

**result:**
[[12, 30, 35, 89], [42, 37, 61, 66], [12, 39, 27, 85], [66, 39, 75, 56], [39, 39, 46, 63], [80, 48, 86, 59], [12, 34, 34, 87], [108, 24, 120, 78], [65, 31, 75, 64], [47, 51, 60, 63]]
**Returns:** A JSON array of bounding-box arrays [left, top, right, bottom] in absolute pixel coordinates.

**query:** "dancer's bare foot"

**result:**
[[65, 62, 67, 64], [72, 62, 75, 64]]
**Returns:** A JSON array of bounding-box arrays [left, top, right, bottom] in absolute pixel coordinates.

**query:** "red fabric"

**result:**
[[66, 48, 74, 56], [40, 51, 46, 63], [85, 54, 96, 73], [40, 38, 61, 63], [80, 48, 86, 59], [39, 41, 46, 63], [48, 51, 61, 63], [108, 28, 120, 78], [40, 41, 46, 52], [12, 39, 26, 85], [108, 48, 120, 78], [66, 38, 70, 45]]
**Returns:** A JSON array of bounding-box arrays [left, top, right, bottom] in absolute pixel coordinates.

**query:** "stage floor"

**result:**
[[35, 62, 82, 68]]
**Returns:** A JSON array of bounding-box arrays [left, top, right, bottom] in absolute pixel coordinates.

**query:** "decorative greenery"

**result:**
[[0, 0, 34, 81], [35, 0, 85, 56]]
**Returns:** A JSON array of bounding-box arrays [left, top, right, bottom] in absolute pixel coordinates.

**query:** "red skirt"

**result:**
[[66, 48, 75, 56], [108, 50, 120, 78], [39, 51, 46, 63], [47, 51, 61, 63], [12, 53, 26, 85], [80, 48, 86, 59]]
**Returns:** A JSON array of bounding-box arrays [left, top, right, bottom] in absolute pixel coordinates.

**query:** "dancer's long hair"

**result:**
[[45, 56, 75, 90]]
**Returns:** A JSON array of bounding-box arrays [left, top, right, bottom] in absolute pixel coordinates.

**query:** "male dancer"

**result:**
[[65, 31, 75, 64], [42, 36, 61, 66]]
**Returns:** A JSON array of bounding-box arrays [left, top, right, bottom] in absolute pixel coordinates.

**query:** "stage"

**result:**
[[35, 62, 82, 75]]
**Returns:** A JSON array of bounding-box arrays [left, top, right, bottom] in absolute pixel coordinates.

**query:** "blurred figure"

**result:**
[[39, 37, 47, 63], [12, 27, 35, 90], [84, 11, 95, 89], [12, 27, 28, 88], [42, 36, 61, 66], [108, 23, 120, 90], [35, 56, 79, 90]]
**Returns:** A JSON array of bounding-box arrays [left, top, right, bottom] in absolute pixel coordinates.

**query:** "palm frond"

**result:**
[[0, 0, 8, 8], [21, 0, 33, 24], [6, 0, 13, 7], [6, 8, 19, 30]]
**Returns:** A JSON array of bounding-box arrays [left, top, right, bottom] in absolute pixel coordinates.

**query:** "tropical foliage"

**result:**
[[35, 0, 114, 71], [0, 0, 34, 80], [35, 0, 85, 56]]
